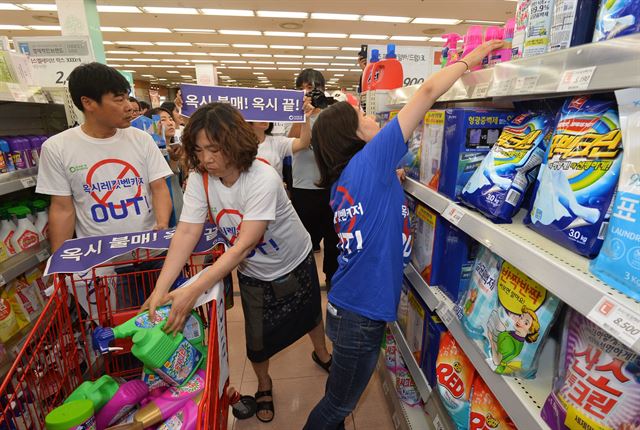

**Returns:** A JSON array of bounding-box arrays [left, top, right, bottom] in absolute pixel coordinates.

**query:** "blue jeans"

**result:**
[[304, 304, 386, 430]]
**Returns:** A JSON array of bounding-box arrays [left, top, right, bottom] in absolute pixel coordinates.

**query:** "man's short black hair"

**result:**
[[68, 62, 130, 111], [295, 69, 325, 91], [139, 100, 151, 110], [145, 107, 172, 119], [160, 101, 177, 113]]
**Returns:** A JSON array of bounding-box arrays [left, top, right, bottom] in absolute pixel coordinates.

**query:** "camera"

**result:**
[[306, 88, 336, 109]]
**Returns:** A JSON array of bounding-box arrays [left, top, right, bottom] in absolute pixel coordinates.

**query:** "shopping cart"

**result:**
[[0, 243, 230, 429]]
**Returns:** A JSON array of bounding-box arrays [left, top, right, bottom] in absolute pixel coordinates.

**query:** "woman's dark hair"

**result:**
[[160, 101, 177, 113], [139, 100, 151, 111], [68, 62, 130, 111], [312, 101, 366, 188], [129, 96, 140, 110], [182, 103, 258, 173], [296, 68, 325, 91], [265, 123, 274, 135], [144, 107, 173, 119]]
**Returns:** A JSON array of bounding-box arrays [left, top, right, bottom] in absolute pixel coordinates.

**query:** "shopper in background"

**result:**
[[37, 62, 174, 307], [128, 96, 141, 118], [303, 40, 503, 430], [144, 102, 331, 424], [357, 49, 367, 94], [139, 100, 150, 116], [289, 69, 339, 290], [160, 101, 185, 142]]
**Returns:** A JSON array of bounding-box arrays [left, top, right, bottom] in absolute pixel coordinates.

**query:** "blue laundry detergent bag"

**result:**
[[593, 0, 640, 42], [461, 112, 554, 223], [526, 96, 623, 258], [591, 88, 640, 301]]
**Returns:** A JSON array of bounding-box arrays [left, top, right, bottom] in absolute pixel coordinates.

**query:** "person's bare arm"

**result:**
[[48, 195, 75, 252]]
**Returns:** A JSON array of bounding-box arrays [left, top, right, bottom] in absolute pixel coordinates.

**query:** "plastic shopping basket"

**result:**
[[0, 247, 230, 429]]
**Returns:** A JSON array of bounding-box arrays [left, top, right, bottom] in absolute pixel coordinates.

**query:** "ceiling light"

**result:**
[[411, 17, 462, 25], [142, 51, 173, 55], [253, 67, 277, 70], [191, 59, 218, 63], [127, 64, 145, 67], [390, 35, 430, 41], [263, 31, 305, 37], [327, 68, 349, 71], [278, 67, 300, 70], [176, 65, 195, 68], [341, 47, 361, 51], [29, 25, 61, 31], [120, 70, 135, 73], [194, 43, 229, 47], [233, 44, 268, 49], [251, 61, 275, 64], [331, 62, 353, 66], [201, 8, 253, 16], [361, 15, 412, 23], [97, 5, 141, 13], [103, 41, 114, 45], [177, 52, 207, 56], [242, 53, 272, 58], [225, 60, 247, 63], [349, 68, 361, 72], [158, 78, 167, 81], [126, 27, 171, 33], [106, 57, 130, 61], [115, 41, 154, 46], [334, 74, 345, 76], [0, 25, 28, 30], [277, 61, 302, 65], [133, 58, 159, 62], [107, 64, 121, 67], [270, 45, 304, 50], [156, 42, 192, 46], [274, 54, 303, 58], [308, 33, 348, 39], [253, 72, 264, 75], [167, 71, 180, 74], [311, 13, 360, 21], [101, 27, 125, 32], [305, 55, 333, 59], [219, 29, 262, 36], [228, 66, 251, 69], [335, 56, 356, 60], [210, 52, 241, 57], [349, 34, 389, 40], [304, 62, 330, 66], [257, 11, 308, 19], [465, 19, 505, 25], [429, 37, 446, 43], [181, 75, 192, 78], [163, 59, 187, 62], [0, 3, 22, 10], [142, 6, 198, 14], [141, 74, 154, 77], [174, 28, 217, 34], [20, 3, 56, 11], [106, 50, 138, 54]]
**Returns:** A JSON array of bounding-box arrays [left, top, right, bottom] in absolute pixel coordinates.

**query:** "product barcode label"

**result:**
[[557, 66, 596, 92], [588, 297, 640, 351], [20, 177, 36, 188], [506, 189, 521, 206], [472, 82, 490, 99]]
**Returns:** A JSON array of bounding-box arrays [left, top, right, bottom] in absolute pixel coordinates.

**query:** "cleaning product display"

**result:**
[[8, 205, 40, 252], [526, 96, 623, 258], [419, 110, 445, 190], [421, 310, 447, 389], [0, 135, 46, 173], [398, 111, 422, 180], [461, 111, 554, 223], [549, 0, 600, 50], [593, 0, 640, 41], [469, 376, 517, 430], [441, 33, 462, 67], [405, 289, 428, 365]]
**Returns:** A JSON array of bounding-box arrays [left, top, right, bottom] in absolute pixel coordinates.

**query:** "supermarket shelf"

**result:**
[[404, 178, 640, 354], [0, 82, 50, 104], [403, 267, 553, 430], [0, 167, 38, 197], [389, 321, 432, 401], [0, 241, 50, 287], [383, 33, 640, 109]]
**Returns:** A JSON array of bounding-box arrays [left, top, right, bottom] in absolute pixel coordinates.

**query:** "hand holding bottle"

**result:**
[[462, 40, 505, 69]]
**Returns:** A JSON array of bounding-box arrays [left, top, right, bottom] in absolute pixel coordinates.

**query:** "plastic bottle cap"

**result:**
[[45, 400, 94, 430], [369, 49, 380, 63], [386, 44, 397, 59], [8, 206, 30, 218], [33, 200, 48, 211]]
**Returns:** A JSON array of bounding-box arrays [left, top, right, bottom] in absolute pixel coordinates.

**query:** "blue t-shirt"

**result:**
[[328, 117, 412, 321]]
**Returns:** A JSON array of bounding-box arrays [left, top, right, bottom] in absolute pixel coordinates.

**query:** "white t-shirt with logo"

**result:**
[[256, 135, 293, 179], [36, 126, 173, 238], [180, 160, 312, 281]]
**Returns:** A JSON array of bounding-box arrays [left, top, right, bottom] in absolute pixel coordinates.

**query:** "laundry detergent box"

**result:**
[[405, 288, 429, 366], [420, 110, 446, 190], [395, 111, 424, 181], [422, 310, 447, 389], [411, 202, 447, 286], [438, 109, 515, 201], [593, 0, 640, 42], [397, 278, 411, 333], [440, 222, 479, 303], [526, 95, 623, 258]]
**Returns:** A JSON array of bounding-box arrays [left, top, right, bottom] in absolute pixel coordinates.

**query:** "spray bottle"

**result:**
[[441, 33, 462, 67], [498, 18, 516, 63], [361, 49, 380, 93], [33, 199, 48, 240], [369, 44, 404, 90], [8, 206, 40, 252], [65, 375, 120, 411], [156, 392, 203, 430], [461, 26, 484, 71], [95, 380, 148, 430], [0, 209, 17, 258], [485, 26, 505, 65]]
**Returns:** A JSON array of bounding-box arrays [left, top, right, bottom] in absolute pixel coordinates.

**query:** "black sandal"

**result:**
[[255, 382, 274, 423], [312, 351, 332, 373]]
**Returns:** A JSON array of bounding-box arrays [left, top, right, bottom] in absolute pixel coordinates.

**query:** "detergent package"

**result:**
[[419, 110, 445, 190], [398, 111, 423, 180], [523, 0, 555, 57], [422, 310, 447, 389], [405, 289, 428, 365], [526, 96, 623, 258], [395, 354, 421, 407], [469, 375, 517, 430], [397, 280, 410, 333], [541, 309, 640, 430], [591, 88, 640, 301], [436, 331, 476, 430], [439, 109, 514, 201], [440, 223, 478, 303], [461, 112, 554, 223], [411, 203, 446, 286], [385, 328, 398, 372], [593, 0, 640, 42]]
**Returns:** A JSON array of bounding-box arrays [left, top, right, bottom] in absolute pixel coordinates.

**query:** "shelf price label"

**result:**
[[20, 177, 36, 188], [588, 296, 640, 351], [489, 78, 513, 97], [472, 82, 490, 99], [440, 306, 456, 326], [433, 414, 445, 430], [442, 203, 466, 226], [512, 75, 540, 94], [36, 249, 50, 262], [557, 66, 596, 92]]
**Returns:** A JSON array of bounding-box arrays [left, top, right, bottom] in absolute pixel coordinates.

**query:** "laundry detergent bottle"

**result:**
[[369, 44, 404, 90], [95, 380, 148, 430], [65, 375, 120, 411], [462, 26, 484, 71], [441, 33, 462, 67], [45, 400, 95, 430], [0, 209, 17, 257], [156, 392, 203, 430], [33, 199, 49, 240], [361, 49, 380, 92], [8, 206, 40, 252]]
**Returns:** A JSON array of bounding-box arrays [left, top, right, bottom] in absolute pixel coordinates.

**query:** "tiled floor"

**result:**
[[224, 252, 395, 430]]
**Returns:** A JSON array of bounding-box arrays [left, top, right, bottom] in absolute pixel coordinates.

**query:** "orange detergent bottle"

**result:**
[[369, 44, 404, 90], [360, 49, 380, 93]]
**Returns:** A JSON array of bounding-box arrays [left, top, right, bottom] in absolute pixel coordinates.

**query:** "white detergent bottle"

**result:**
[[0, 210, 17, 257], [32, 200, 48, 241], [9, 206, 40, 252]]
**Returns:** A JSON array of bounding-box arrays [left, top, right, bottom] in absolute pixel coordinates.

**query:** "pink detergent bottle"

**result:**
[[156, 392, 203, 430], [498, 18, 515, 63], [360, 49, 380, 92], [369, 44, 404, 90], [441, 33, 462, 67], [95, 380, 148, 430], [461, 25, 484, 71], [485, 26, 504, 66]]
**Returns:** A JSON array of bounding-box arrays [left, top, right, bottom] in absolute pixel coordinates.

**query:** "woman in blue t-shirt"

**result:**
[[303, 40, 502, 429]]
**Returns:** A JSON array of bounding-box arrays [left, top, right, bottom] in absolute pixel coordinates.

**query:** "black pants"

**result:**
[[291, 187, 339, 286]]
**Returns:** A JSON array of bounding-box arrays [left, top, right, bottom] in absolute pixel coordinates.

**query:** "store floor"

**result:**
[[226, 251, 395, 430]]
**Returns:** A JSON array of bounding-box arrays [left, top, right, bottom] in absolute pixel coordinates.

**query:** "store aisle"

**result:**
[[226, 252, 395, 430]]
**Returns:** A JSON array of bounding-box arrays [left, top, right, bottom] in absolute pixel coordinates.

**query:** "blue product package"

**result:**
[[422, 310, 447, 389], [461, 112, 554, 223], [440, 222, 477, 303], [411, 204, 447, 286], [549, 0, 600, 51], [593, 0, 640, 41], [438, 109, 515, 201], [131, 114, 167, 148], [591, 88, 640, 301], [398, 113, 424, 180], [526, 96, 623, 258]]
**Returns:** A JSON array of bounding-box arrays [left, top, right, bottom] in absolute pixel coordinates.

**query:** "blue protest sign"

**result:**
[[180, 84, 305, 122]]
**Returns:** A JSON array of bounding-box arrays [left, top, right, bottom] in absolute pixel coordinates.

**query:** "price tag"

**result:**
[[20, 177, 36, 188], [557, 66, 596, 92], [513, 75, 540, 94], [433, 414, 445, 430], [440, 307, 455, 326], [453, 89, 469, 100], [472, 82, 490, 99], [442, 203, 465, 226], [37, 249, 50, 262], [588, 296, 640, 351], [489, 78, 513, 96], [6, 83, 28, 102]]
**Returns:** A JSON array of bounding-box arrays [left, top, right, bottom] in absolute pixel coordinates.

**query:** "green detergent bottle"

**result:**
[[45, 400, 95, 430], [132, 324, 203, 386], [64, 374, 119, 411]]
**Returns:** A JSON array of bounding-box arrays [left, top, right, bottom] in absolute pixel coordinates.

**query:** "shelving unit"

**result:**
[[0, 241, 50, 287], [0, 167, 38, 197]]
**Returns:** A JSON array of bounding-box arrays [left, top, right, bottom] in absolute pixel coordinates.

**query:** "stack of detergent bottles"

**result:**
[[44, 305, 208, 430], [0, 135, 47, 174], [360, 44, 404, 93]]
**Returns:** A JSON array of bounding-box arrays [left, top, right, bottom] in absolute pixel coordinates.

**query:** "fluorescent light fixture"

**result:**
[[115, 41, 154, 46], [127, 64, 145, 67], [233, 44, 268, 49], [167, 71, 180, 73], [126, 27, 171, 33], [349, 68, 361, 72], [103, 41, 114, 45], [306, 46, 339, 50], [251, 61, 275, 64], [253, 66, 277, 70], [218, 29, 262, 36], [277, 61, 302, 65], [334, 74, 345, 76], [120, 70, 135, 73], [156, 42, 192, 46], [133, 58, 159, 62], [304, 62, 330, 66], [173, 28, 217, 34], [341, 47, 361, 51], [311, 13, 360, 21], [411, 17, 462, 25], [181, 75, 193, 78], [429, 37, 446, 43], [158, 78, 167, 81], [101, 26, 124, 32], [253, 72, 264, 75], [106, 57, 130, 61], [361, 15, 411, 23], [257, 10, 308, 19], [195, 43, 229, 47], [228, 66, 251, 69], [308, 33, 348, 38], [141, 74, 154, 77], [242, 53, 272, 58], [390, 35, 430, 41], [263, 31, 305, 37], [305, 55, 333, 59], [278, 67, 300, 70], [97, 5, 141, 13], [465, 19, 505, 24], [0, 3, 22, 10], [150, 65, 167, 68], [29, 25, 61, 31], [106, 50, 138, 54], [335, 56, 355, 60], [270, 45, 304, 50], [142, 6, 198, 14], [331, 63, 353, 66], [349, 34, 389, 40], [274, 54, 303, 58], [107, 64, 121, 67], [20, 3, 56, 11], [191, 59, 218, 63], [201, 8, 253, 16], [327, 68, 349, 71], [225, 60, 247, 64], [162, 59, 187, 62], [176, 65, 195, 68], [210, 52, 241, 57], [0, 25, 28, 30], [177, 52, 207, 56], [142, 51, 173, 55]]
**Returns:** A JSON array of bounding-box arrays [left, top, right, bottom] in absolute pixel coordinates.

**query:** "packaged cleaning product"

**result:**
[[397, 279, 410, 333], [541, 309, 640, 430], [368, 44, 404, 91], [384, 329, 398, 371], [0, 295, 22, 342], [593, 0, 640, 41], [461, 112, 554, 223], [440, 225, 479, 303], [469, 376, 517, 430], [549, 0, 600, 51], [398, 111, 423, 180], [526, 96, 623, 258], [8, 206, 40, 251], [95, 380, 148, 430], [9, 276, 43, 323], [405, 289, 428, 365], [411, 204, 446, 285], [156, 392, 202, 430], [395, 354, 421, 407], [419, 110, 445, 190], [513, 0, 532, 58], [523, 0, 555, 57], [590, 89, 640, 300], [45, 400, 95, 430], [436, 331, 476, 430], [461, 26, 484, 72], [65, 375, 120, 411], [422, 310, 447, 389], [2, 287, 29, 330], [438, 109, 514, 201]]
